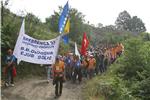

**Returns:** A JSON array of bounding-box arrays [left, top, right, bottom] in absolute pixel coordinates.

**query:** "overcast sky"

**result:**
[[6, 0, 150, 32]]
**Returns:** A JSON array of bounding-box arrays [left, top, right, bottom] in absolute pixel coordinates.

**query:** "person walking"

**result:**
[[72, 56, 82, 83], [87, 55, 96, 79], [98, 49, 105, 74], [53, 56, 65, 98], [95, 53, 100, 75], [81, 56, 88, 78], [64, 54, 72, 80]]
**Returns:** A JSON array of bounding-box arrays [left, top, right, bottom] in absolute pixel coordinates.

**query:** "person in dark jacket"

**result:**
[[72, 56, 82, 83]]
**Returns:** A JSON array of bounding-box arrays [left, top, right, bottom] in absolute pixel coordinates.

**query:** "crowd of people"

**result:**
[[51, 43, 124, 98]]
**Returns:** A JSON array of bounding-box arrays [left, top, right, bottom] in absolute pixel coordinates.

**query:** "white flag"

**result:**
[[75, 42, 80, 59], [13, 19, 25, 64]]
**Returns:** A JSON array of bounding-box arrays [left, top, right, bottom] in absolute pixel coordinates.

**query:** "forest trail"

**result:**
[[2, 77, 85, 100]]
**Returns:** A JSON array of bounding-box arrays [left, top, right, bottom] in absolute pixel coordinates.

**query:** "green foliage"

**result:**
[[131, 41, 150, 100], [59, 41, 71, 55], [115, 37, 150, 99], [115, 10, 146, 33], [126, 16, 146, 33], [1, 8, 21, 48], [69, 8, 86, 43], [115, 10, 131, 30], [118, 38, 144, 79], [140, 32, 150, 41], [83, 73, 138, 100], [45, 11, 59, 32]]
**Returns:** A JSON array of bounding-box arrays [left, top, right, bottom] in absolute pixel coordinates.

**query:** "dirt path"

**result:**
[[1, 77, 85, 100]]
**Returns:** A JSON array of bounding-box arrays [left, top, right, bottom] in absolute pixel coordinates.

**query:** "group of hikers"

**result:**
[[46, 43, 124, 98], [3, 43, 124, 98]]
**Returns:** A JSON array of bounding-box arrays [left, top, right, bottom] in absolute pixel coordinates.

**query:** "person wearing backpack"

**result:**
[[88, 55, 96, 79], [81, 56, 88, 78], [53, 56, 65, 98]]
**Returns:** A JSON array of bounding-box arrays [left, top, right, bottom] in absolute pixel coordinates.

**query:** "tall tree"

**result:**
[[126, 16, 146, 33], [115, 10, 146, 34], [115, 10, 131, 30], [69, 8, 85, 43]]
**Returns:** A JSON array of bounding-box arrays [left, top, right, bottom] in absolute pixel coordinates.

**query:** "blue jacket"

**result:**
[[75, 60, 81, 68], [5, 55, 16, 65]]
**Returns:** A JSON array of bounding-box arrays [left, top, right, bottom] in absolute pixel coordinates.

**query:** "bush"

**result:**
[[82, 73, 138, 100]]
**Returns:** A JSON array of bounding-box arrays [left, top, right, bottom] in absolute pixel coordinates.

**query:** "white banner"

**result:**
[[13, 19, 60, 64], [13, 33, 60, 64]]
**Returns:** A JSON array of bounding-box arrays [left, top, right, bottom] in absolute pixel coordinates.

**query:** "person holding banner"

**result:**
[[53, 56, 65, 98], [4, 49, 17, 87]]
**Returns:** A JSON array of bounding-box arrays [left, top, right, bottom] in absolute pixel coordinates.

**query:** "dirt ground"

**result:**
[[1, 77, 85, 100]]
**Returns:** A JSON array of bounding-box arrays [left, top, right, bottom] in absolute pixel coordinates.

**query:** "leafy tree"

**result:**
[[118, 38, 144, 79], [115, 10, 146, 34], [69, 8, 85, 43], [116, 37, 150, 99], [126, 16, 146, 33], [25, 13, 40, 34], [115, 10, 131, 30], [1, 8, 22, 50]]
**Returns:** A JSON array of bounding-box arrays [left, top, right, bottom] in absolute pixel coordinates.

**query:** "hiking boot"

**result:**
[[10, 84, 14, 87], [5, 83, 9, 87]]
